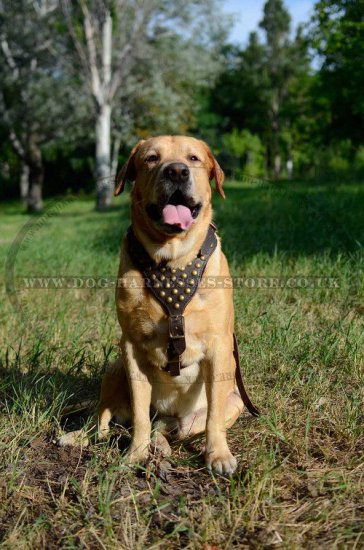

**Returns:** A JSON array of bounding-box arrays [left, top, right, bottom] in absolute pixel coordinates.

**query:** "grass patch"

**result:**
[[0, 180, 363, 548]]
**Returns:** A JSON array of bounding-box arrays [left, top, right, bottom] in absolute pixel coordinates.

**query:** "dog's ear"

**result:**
[[114, 140, 145, 196], [203, 142, 225, 198]]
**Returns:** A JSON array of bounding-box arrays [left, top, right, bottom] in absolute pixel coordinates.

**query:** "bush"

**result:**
[[312, 140, 359, 182], [219, 129, 265, 180]]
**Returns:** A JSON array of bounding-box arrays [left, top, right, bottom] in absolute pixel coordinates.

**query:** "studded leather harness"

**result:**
[[127, 223, 259, 417]]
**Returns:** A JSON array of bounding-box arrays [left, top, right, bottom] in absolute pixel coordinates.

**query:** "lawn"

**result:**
[[0, 179, 363, 549]]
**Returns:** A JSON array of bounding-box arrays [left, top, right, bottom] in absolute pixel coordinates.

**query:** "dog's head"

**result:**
[[114, 136, 224, 236]]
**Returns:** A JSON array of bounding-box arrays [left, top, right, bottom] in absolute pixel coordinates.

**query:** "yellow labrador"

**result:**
[[60, 136, 251, 474]]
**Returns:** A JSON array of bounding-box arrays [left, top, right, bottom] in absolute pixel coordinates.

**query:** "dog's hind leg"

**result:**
[[96, 357, 131, 439], [58, 357, 131, 447]]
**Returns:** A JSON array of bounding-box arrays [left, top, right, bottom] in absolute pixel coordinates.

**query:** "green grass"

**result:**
[[0, 180, 363, 549]]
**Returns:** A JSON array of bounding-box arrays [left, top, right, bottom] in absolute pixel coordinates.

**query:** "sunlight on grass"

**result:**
[[0, 181, 363, 548]]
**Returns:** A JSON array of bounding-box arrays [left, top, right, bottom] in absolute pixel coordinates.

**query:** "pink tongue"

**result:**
[[162, 204, 194, 230]]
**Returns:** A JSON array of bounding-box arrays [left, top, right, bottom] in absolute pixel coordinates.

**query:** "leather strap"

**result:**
[[233, 333, 260, 416], [126, 223, 259, 416]]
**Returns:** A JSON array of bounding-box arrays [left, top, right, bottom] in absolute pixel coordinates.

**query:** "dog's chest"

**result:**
[[121, 287, 206, 369]]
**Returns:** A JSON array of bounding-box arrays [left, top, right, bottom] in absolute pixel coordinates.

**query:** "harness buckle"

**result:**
[[168, 316, 186, 357], [169, 315, 185, 339]]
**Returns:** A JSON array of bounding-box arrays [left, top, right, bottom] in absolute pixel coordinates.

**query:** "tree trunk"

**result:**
[[27, 138, 44, 213], [274, 154, 281, 179], [111, 133, 122, 179], [95, 10, 113, 211], [271, 96, 281, 179], [20, 162, 29, 205], [95, 103, 112, 210]]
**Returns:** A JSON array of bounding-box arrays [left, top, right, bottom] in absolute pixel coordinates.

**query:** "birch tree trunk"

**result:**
[[27, 136, 44, 213], [272, 98, 281, 179], [20, 162, 29, 205], [111, 133, 122, 180], [27, 174, 43, 213], [95, 9, 112, 210], [95, 102, 112, 210]]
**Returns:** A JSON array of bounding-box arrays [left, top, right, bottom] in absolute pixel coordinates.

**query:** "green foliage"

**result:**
[[1, 0, 364, 199], [197, 0, 363, 181], [259, 0, 291, 47], [198, 1, 313, 178], [220, 129, 265, 178], [354, 146, 364, 173], [311, 140, 364, 181], [310, 0, 364, 144]]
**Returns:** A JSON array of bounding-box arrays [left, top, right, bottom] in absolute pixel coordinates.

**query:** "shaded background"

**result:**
[[0, 0, 363, 210]]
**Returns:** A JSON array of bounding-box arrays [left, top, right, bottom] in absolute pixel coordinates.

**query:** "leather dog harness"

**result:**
[[127, 223, 259, 417]]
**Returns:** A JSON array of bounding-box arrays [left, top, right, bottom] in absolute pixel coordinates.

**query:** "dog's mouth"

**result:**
[[146, 190, 202, 233]]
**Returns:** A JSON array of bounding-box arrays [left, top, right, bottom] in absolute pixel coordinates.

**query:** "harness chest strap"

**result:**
[[126, 224, 260, 417]]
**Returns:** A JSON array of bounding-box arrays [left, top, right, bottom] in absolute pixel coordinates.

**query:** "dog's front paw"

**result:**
[[125, 442, 150, 464], [205, 447, 237, 475]]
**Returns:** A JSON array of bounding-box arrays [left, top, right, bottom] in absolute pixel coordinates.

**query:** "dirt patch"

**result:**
[[25, 436, 91, 490], [0, 436, 91, 546]]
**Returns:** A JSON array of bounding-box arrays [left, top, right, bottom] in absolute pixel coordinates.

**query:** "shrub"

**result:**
[[219, 129, 265, 180]]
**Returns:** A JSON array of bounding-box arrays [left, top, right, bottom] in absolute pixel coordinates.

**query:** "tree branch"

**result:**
[[79, 0, 102, 106], [101, 9, 112, 96], [60, 0, 94, 96], [108, 5, 148, 102], [0, 36, 19, 79], [9, 129, 26, 160]]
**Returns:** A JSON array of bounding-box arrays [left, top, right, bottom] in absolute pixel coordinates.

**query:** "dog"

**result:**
[[59, 135, 248, 474]]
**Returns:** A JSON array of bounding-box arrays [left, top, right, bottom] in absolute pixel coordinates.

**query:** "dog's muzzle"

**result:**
[[146, 162, 202, 233]]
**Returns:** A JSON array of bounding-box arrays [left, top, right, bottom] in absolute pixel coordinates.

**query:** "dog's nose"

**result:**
[[163, 162, 190, 184]]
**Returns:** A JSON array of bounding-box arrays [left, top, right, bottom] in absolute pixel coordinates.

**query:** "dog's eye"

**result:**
[[189, 155, 200, 162], [145, 154, 159, 163]]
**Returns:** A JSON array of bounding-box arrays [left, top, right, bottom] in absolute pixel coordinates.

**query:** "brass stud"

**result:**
[[165, 282, 171, 289], [160, 275, 165, 281], [188, 261, 192, 266], [167, 296, 173, 303], [172, 289, 178, 295], [171, 268, 177, 274], [189, 279, 195, 285], [185, 288, 191, 294], [210, 243, 213, 248], [192, 270, 198, 276], [201, 255, 206, 260], [151, 274, 157, 280], [174, 303, 180, 309], [161, 267, 166, 272], [179, 295, 185, 301], [154, 283, 160, 288], [180, 266, 185, 271], [160, 291, 166, 297], [195, 262, 201, 268], [181, 273, 187, 279], [178, 281, 184, 287], [171, 276, 177, 281]]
